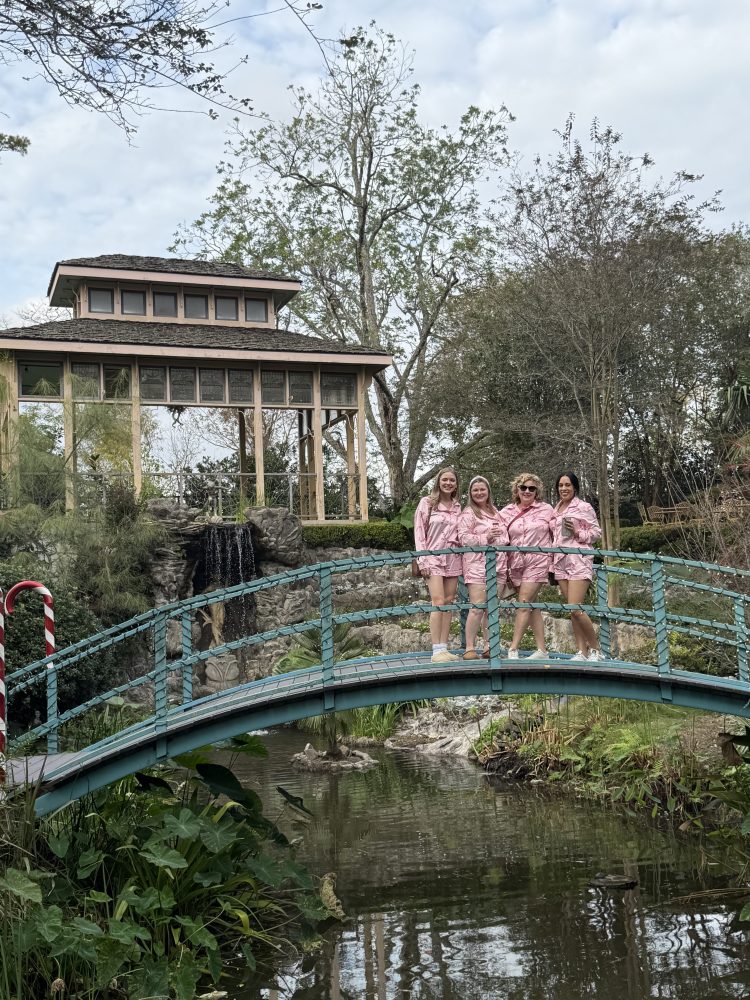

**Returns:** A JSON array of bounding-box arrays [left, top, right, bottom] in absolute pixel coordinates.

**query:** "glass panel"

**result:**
[[261, 370, 285, 404], [228, 369, 253, 403], [288, 371, 313, 405], [104, 365, 131, 399], [140, 366, 167, 401], [71, 362, 100, 399], [20, 362, 62, 397], [89, 288, 114, 313], [215, 296, 238, 321], [321, 372, 356, 407], [153, 292, 178, 317], [184, 294, 208, 319], [170, 367, 196, 402], [199, 368, 225, 403], [121, 290, 146, 315], [245, 298, 268, 323]]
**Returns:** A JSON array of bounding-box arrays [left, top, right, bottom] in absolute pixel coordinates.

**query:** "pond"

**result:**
[[225, 730, 750, 999]]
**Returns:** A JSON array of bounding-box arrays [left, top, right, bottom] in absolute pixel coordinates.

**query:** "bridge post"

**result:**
[[319, 567, 334, 711], [181, 612, 193, 705], [595, 565, 611, 658], [651, 558, 671, 676], [484, 550, 503, 691], [735, 598, 749, 685], [154, 615, 168, 756]]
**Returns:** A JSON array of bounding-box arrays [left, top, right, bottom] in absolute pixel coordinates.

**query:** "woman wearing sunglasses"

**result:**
[[458, 475, 508, 659], [499, 472, 555, 659], [551, 471, 603, 661], [414, 467, 463, 662]]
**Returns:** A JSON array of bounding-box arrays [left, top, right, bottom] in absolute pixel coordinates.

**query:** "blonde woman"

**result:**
[[414, 467, 463, 662], [458, 476, 508, 659], [499, 472, 555, 659]]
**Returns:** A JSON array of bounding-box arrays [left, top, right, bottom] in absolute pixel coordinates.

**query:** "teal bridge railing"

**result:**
[[5, 545, 750, 815]]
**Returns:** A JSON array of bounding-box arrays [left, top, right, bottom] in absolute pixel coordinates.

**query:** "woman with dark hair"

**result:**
[[414, 467, 463, 662], [551, 472, 603, 661]]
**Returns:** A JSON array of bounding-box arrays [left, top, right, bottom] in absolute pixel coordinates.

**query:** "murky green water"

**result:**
[[224, 730, 750, 999]]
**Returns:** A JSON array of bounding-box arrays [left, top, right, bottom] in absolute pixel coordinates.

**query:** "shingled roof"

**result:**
[[52, 254, 297, 286], [0, 317, 388, 359]]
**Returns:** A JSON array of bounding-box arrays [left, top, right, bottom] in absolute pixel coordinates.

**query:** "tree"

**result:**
[[0, 0, 318, 145], [489, 117, 732, 547], [174, 23, 512, 507]]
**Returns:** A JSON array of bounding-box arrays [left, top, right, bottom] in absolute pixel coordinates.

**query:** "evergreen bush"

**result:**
[[302, 521, 412, 551]]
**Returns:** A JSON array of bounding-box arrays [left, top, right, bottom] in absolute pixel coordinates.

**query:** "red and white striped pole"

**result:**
[[0, 588, 6, 788], [5, 581, 58, 753]]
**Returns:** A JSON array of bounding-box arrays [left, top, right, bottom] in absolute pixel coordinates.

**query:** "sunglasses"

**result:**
[[519, 485, 537, 493]]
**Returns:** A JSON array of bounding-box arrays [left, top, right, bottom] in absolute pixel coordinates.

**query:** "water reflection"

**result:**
[[224, 731, 750, 999]]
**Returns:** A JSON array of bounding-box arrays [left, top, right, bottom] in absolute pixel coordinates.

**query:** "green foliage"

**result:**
[[302, 521, 411, 551], [0, 751, 324, 999], [349, 703, 401, 742], [618, 521, 704, 554]]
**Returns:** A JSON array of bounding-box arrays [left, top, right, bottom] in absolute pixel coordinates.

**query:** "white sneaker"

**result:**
[[528, 649, 548, 660], [431, 650, 456, 663], [507, 649, 520, 660], [588, 649, 605, 662]]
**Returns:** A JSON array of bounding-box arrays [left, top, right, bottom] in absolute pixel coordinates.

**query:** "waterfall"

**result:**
[[202, 523, 256, 588]]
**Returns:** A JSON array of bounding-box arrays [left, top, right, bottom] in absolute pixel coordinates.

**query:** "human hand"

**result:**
[[563, 517, 576, 536], [420, 568, 431, 579]]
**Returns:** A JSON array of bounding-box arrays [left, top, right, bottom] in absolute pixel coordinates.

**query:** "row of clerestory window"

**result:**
[[88, 288, 269, 323]]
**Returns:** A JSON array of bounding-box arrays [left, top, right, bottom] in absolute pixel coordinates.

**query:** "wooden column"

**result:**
[[357, 368, 369, 521], [312, 366, 325, 521], [62, 357, 75, 511], [346, 414, 356, 518], [237, 408, 248, 510], [0, 354, 19, 504], [131, 362, 142, 497], [252, 369, 265, 506]]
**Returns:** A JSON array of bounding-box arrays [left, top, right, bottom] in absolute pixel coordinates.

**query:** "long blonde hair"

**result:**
[[510, 472, 544, 505], [428, 467, 460, 508], [467, 475, 497, 519]]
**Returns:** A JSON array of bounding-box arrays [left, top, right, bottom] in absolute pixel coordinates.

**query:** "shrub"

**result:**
[[618, 521, 705, 555], [302, 520, 411, 551]]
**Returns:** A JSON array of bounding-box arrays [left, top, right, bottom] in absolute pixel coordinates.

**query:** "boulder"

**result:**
[[245, 507, 304, 566]]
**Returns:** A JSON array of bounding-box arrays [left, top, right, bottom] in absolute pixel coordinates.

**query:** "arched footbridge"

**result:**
[[4, 545, 750, 815]]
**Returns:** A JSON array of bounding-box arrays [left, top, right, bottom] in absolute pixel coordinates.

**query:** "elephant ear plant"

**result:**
[[0, 737, 329, 1000]]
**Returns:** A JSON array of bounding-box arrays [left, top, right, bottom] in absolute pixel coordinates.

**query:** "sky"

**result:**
[[1, 0, 749, 320]]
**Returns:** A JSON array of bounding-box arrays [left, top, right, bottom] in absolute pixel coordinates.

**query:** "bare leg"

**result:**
[[559, 580, 586, 654], [439, 576, 459, 645], [426, 575, 448, 647], [561, 578, 599, 653], [510, 582, 544, 650], [465, 584, 486, 651]]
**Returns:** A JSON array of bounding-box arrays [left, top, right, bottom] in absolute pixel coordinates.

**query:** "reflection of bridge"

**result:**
[[5, 546, 750, 815]]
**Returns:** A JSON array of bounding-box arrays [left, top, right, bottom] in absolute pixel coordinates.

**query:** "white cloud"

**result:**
[[1, 0, 749, 317]]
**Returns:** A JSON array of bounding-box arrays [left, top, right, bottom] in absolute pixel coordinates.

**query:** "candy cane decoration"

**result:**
[[5, 581, 58, 753], [0, 588, 5, 788]]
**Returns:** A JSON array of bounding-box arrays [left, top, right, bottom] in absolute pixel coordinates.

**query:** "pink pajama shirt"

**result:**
[[414, 496, 463, 578], [550, 496, 601, 581], [458, 508, 508, 586], [499, 501, 555, 585]]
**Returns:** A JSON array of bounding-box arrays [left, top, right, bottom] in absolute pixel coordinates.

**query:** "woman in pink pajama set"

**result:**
[[458, 476, 508, 660], [551, 471, 603, 661], [499, 472, 555, 659], [414, 467, 463, 663]]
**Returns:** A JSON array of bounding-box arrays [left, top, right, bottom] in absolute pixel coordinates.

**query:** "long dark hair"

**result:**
[[555, 471, 580, 498]]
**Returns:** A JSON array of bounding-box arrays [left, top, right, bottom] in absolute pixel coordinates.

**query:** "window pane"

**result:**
[[153, 292, 178, 317], [170, 367, 196, 402], [140, 366, 167, 401], [261, 370, 285, 404], [89, 288, 114, 313], [20, 362, 62, 397], [228, 369, 253, 403], [104, 365, 131, 399], [215, 296, 238, 321], [121, 290, 146, 315], [199, 368, 225, 403], [71, 362, 100, 399], [321, 372, 356, 406], [245, 298, 268, 323], [288, 372, 312, 405], [184, 294, 208, 319]]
